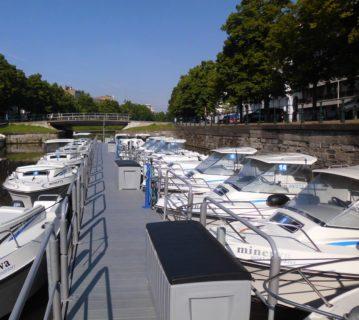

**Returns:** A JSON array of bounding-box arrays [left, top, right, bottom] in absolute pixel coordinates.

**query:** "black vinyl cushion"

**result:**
[[114, 160, 141, 167], [146, 221, 251, 285]]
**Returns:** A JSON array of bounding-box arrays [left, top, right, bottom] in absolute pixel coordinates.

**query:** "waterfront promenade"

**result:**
[[66, 143, 160, 319]]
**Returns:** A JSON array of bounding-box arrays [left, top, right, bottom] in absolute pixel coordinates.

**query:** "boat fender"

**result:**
[[266, 194, 290, 207]]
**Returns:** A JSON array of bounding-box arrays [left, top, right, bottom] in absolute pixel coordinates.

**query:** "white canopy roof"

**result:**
[[314, 165, 359, 180], [166, 139, 186, 143], [247, 153, 317, 165], [44, 139, 74, 144], [16, 163, 66, 172], [211, 147, 257, 155]]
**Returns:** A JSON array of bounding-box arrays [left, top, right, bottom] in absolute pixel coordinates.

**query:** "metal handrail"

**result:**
[[8, 140, 95, 320], [163, 169, 194, 220], [47, 113, 130, 121], [199, 196, 281, 320], [262, 256, 359, 320]]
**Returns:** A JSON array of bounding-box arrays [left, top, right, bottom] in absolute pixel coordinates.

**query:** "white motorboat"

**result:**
[[155, 147, 257, 202], [43, 138, 74, 153], [59, 142, 90, 157], [37, 151, 83, 167], [0, 195, 63, 318], [218, 165, 359, 307], [157, 152, 317, 218], [3, 164, 77, 207], [176, 147, 258, 191]]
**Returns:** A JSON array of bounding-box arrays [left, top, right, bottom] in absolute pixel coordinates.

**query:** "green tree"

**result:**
[[168, 60, 219, 119], [217, 0, 287, 120], [26, 74, 54, 113], [269, 0, 359, 108], [120, 100, 154, 121], [75, 92, 98, 113], [97, 99, 121, 113], [0, 54, 27, 112]]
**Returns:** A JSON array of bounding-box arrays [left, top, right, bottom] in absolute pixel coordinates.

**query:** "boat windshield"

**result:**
[[195, 152, 245, 176], [287, 173, 359, 229], [224, 159, 271, 191], [147, 140, 164, 151], [154, 141, 183, 153], [238, 162, 312, 195], [142, 139, 156, 149]]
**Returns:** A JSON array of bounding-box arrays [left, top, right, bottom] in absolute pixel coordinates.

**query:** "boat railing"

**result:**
[[199, 196, 281, 320], [163, 169, 194, 220], [9, 140, 95, 320], [262, 256, 359, 320]]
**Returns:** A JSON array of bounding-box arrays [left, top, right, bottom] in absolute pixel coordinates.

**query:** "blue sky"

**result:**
[[0, 0, 238, 111]]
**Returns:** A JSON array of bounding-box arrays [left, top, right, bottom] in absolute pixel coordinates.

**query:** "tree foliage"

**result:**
[[168, 61, 219, 119], [168, 0, 359, 118], [218, 0, 287, 108]]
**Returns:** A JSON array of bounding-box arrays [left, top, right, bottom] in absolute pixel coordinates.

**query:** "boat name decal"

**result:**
[[0, 260, 14, 276], [237, 246, 293, 263], [49, 180, 64, 185]]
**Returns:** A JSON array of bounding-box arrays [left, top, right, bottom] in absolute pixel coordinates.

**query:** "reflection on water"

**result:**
[[0, 144, 43, 206]]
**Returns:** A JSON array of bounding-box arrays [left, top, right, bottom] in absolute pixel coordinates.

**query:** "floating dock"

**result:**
[[66, 143, 160, 319]]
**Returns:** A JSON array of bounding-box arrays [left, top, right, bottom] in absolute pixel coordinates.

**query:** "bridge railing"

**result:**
[[47, 113, 130, 121]]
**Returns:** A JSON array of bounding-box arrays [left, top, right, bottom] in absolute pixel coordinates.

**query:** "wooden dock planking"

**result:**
[[66, 143, 160, 320]]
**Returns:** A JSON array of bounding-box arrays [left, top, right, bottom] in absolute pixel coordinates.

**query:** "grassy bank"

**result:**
[[123, 123, 175, 133], [0, 124, 57, 134], [72, 125, 125, 132]]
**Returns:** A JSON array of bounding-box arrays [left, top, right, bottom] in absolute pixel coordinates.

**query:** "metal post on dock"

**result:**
[[163, 170, 169, 220], [216, 227, 226, 245], [46, 230, 61, 320], [200, 202, 207, 226], [267, 256, 281, 320], [72, 181, 79, 244], [76, 175, 81, 226], [60, 209, 69, 301], [187, 186, 193, 220]]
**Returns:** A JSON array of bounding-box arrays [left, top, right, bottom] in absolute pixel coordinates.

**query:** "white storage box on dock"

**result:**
[[146, 221, 251, 320], [115, 159, 141, 190]]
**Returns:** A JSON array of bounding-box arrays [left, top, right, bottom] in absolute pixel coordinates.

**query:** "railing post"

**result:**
[[187, 186, 193, 220], [200, 202, 207, 226], [267, 256, 281, 320], [163, 170, 169, 220], [340, 98, 345, 123], [319, 101, 324, 123], [216, 226, 226, 246], [72, 182, 79, 244], [46, 231, 61, 320], [76, 175, 81, 226], [60, 212, 69, 301]]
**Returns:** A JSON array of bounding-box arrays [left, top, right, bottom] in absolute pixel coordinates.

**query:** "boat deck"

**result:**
[[66, 143, 161, 320]]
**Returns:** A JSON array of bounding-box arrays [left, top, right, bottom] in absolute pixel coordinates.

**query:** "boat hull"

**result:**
[[0, 259, 47, 318], [7, 184, 70, 207]]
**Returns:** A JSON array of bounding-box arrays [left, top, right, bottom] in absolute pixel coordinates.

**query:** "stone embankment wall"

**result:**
[[175, 123, 359, 168], [5, 133, 59, 145]]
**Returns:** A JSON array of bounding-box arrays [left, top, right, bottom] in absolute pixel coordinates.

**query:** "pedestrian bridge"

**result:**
[[47, 113, 130, 130]]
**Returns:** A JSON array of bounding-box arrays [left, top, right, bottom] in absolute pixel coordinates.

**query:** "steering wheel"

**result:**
[[331, 197, 349, 208]]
